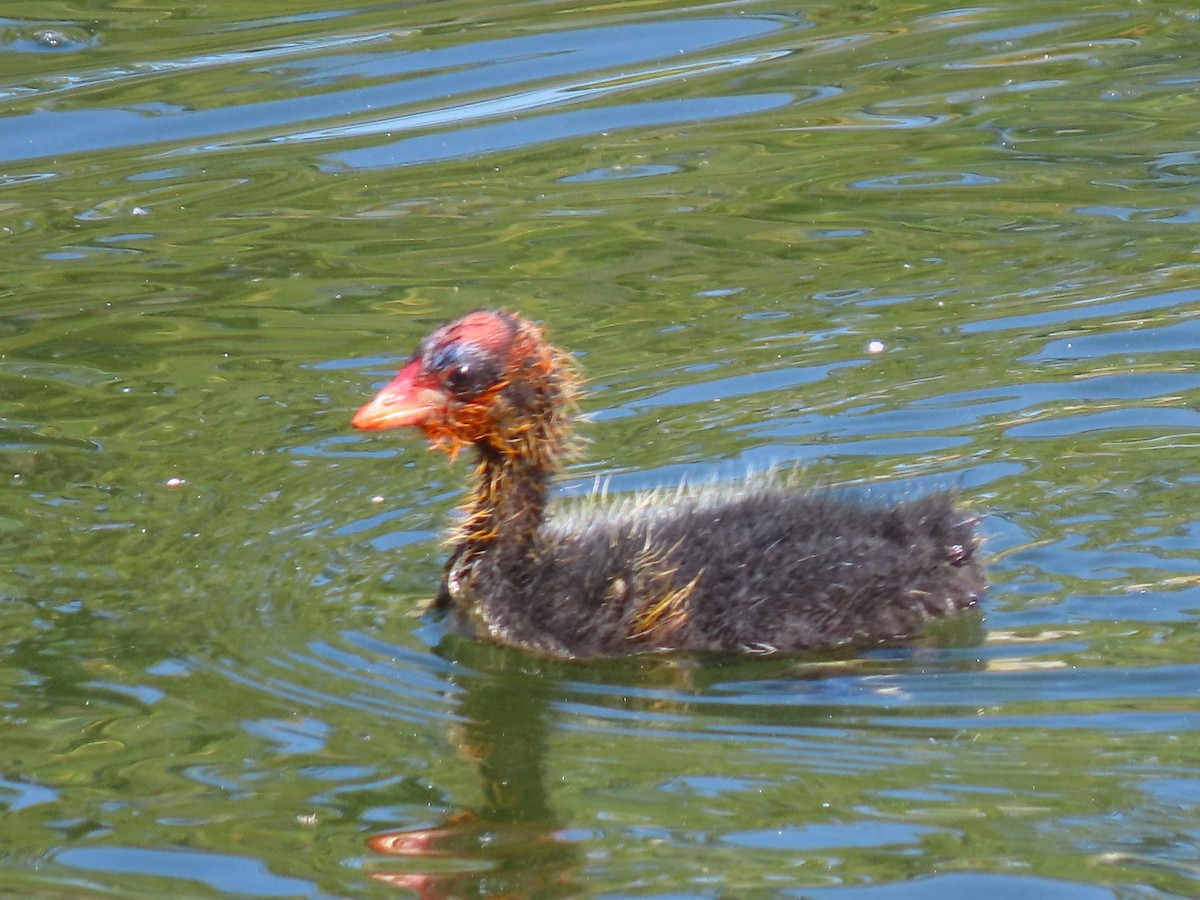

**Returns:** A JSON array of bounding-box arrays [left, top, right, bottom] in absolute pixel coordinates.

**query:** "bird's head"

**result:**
[[352, 309, 577, 463]]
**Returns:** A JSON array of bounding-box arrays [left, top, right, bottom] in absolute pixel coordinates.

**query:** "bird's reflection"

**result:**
[[366, 645, 579, 898], [363, 615, 984, 896]]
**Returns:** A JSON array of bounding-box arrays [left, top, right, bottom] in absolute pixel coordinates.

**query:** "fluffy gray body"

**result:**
[[438, 479, 982, 658]]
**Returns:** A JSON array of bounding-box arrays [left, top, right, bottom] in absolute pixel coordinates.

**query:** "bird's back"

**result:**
[[496, 484, 983, 656]]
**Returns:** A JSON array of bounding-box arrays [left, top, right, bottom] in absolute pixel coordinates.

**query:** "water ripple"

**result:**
[[0, 18, 790, 166]]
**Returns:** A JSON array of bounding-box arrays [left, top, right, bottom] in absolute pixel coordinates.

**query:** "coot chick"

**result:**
[[352, 310, 983, 658]]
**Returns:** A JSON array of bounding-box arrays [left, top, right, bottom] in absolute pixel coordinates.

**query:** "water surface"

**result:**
[[2, 1, 1199, 897]]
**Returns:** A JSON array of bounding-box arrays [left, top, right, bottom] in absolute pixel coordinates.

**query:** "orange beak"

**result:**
[[352, 359, 447, 431]]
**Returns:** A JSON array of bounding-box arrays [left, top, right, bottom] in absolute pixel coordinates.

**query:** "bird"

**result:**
[[352, 309, 984, 659]]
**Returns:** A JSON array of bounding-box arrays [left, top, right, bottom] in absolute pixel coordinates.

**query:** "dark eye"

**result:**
[[446, 362, 473, 392], [427, 342, 500, 398]]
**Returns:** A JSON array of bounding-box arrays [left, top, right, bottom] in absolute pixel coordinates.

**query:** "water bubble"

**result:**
[[4, 24, 98, 53]]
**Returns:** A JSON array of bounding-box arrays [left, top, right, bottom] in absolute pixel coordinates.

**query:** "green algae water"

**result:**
[[2, 1, 1199, 896]]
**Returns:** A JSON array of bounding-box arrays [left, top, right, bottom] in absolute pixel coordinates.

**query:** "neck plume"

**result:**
[[451, 323, 579, 573]]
